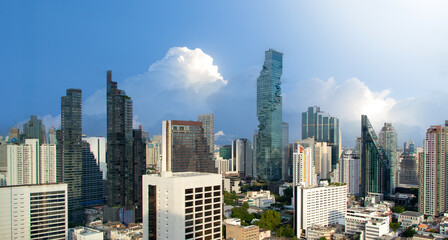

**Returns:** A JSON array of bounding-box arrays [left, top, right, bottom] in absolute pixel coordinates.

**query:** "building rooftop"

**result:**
[[400, 211, 423, 217]]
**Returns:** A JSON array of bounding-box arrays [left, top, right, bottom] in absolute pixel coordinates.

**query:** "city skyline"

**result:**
[[2, 1, 448, 147]]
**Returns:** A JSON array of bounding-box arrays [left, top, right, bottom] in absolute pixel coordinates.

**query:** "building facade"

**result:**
[[105, 70, 136, 224], [1, 139, 56, 185], [292, 142, 317, 188], [231, 138, 253, 177], [301, 106, 341, 168], [345, 207, 390, 240], [294, 183, 347, 237], [142, 172, 222, 240], [23, 115, 47, 144], [162, 120, 217, 173], [0, 183, 68, 239], [83, 136, 107, 179], [198, 113, 215, 154], [81, 141, 103, 208], [57, 88, 83, 224], [379, 123, 399, 194], [360, 115, 391, 197], [419, 124, 448, 216], [256, 49, 283, 181]]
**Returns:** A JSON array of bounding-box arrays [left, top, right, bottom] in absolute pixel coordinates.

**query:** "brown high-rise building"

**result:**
[[419, 124, 448, 216], [162, 120, 217, 173]]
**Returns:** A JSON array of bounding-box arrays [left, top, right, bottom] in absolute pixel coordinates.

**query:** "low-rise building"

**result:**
[[223, 175, 241, 194], [398, 211, 424, 227], [246, 190, 275, 208], [226, 224, 259, 240], [69, 227, 104, 240], [440, 222, 448, 235], [345, 207, 390, 240], [306, 225, 336, 240]]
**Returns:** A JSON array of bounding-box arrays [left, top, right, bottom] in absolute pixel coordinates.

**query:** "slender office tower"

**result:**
[[198, 113, 215, 154], [57, 88, 83, 224], [104, 70, 136, 224], [360, 115, 391, 197], [419, 124, 448, 216], [256, 49, 283, 181], [378, 123, 398, 194], [23, 115, 47, 144]]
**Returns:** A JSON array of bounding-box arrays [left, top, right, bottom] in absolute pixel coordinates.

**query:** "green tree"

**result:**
[[392, 205, 405, 213], [400, 227, 417, 238], [224, 191, 239, 206], [390, 222, 400, 232], [276, 225, 295, 237], [254, 210, 281, 231], [231, 205, 254, 224], [318, 237, 327, 240]]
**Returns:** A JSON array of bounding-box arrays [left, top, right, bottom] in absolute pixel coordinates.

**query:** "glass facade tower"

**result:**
[[360, 115, 391, 197], [104, 70, 136, 224], [23, 115, 46, 144], [378, 123, 398, 194], [256, 49, 283, 181], [57, 88, 83, 224], [301, 106, 340, 168]]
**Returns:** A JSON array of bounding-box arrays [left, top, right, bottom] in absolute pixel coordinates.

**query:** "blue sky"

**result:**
[[2, 1, 448, 146]]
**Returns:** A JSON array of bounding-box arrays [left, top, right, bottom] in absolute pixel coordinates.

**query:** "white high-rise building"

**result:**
[[0, 139, 57, 185], [143, 172, 222, 240], [231, 138, 252, 177], [0, 183, 68, 239], [294, 182, 347, 237], [340, 150, 360, 196], [345, 207, 390, 240], [198, 113, 215, 153], [298, 138, 332, 181], [83, 136, 107, 179], [146, 135, 162, 166], [293, 142, 317, 188], [40, 143, 57, 183]]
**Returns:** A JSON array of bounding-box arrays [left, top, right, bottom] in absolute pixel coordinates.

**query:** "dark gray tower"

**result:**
[[57, 88, 83, 224], [104, 70, 136, 224]]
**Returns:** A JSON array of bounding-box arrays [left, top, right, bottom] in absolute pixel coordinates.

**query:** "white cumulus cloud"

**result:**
[[83, 46, 228, 136]]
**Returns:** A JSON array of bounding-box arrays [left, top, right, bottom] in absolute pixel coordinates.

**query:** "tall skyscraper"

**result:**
[[198, 113, 215, 153], [360, 115, 391, 197], [301, 106, 340, 168], [132, 127, 146, 223], [23, 115, 46, 144], [298, 137, 332, 181], [419, 124, 448, 216], [161, 120, 217, 173], [282, 122, 290, 181], [231, 138, 253, 177], [57, 88, 83, 224], [81, 141, 104, 208], [105, 70, 136, 224], [256, 49, 283, 181], [379, 123, 398, 194]]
